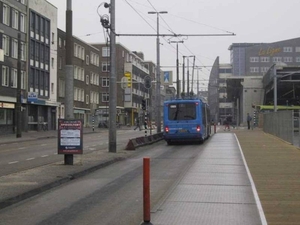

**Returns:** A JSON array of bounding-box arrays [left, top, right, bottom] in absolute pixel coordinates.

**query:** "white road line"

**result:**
[[0, 144, 7, 146], [41, 144, 47, 146], [8, 161, 19, 164], [18, 147, 26, 149], [26, 158, 35, 161], [53, 153, 57, 155], [41, 155, 49, 158]]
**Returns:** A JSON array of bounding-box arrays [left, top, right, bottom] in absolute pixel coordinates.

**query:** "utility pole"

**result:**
[[169, 41, 183, 99], [148, 11, 167, 133], [109, 0, 117, 152], [16, 33, 22, 138], [65, 0, 74, 164], [182, 56, 185, 96], [187, 57, 189, 95]]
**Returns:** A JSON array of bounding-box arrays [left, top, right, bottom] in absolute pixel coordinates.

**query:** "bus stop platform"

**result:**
[[148, 127, 300, 225]]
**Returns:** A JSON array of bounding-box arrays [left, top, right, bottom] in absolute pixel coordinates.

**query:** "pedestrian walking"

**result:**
[[247, 113, 252, 130], [224, 116, 232, 131], [134, 118, 141, 131]]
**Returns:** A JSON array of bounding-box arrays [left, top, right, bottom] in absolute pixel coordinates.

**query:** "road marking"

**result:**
[[8, 161, 19, 164], [41, 144, 47, 146], [0, 144, 7, 146], [26, 158, 35, 161], [92, 145, 96, 147], [18, 147, 26, 149], [41, 155, 48, 158], [53, 153, 57, 155]]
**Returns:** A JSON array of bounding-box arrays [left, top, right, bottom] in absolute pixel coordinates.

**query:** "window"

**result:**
[[35, 43, 40, 61], [296, 57, 300, 62], [250, 57, 259, 62], [86, 55, 89, 65], [102, 93, 109, 102], [11, 69, 17, 88], [283, 47, 293, 52], [51, 83, 54, 94], [102, 78, 109, 87], [30, 40, 35, 60], [51, 58, 54, 68], [35, 14, 40, 34], [40, 44, 44, 63], [261, 67, 269, 73], [86, 94, 89, 104], [21, 42, 26, 61], [295, 47, 300, 52], [250, 67, 259, 73], [2, 66, 9, 87], [58, 38, 62, 48], [52, 32, 55, 44], [102, 47, 110, 57], [40, 18, 44, 37], [86, 75, 89, 84], [283, 57, 293, 63], [2, 35, 10, 56], [12, 9, 19, 30], [30, 11, 35, 32], [273, 57, 282, 62], [3, 4, 10, 26], [102, 62, 110, 72], [0, 109, 13, 125], [12, 39, 18, 59], [260, 57, 270, 62]]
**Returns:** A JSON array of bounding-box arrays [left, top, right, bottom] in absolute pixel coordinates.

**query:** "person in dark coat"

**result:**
[[247, 113, 252, 130]]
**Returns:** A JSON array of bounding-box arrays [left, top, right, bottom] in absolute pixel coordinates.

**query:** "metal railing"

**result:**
[[263, 110, 294, 144]]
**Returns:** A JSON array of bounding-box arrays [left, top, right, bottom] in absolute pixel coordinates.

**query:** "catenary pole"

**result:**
[[148, 11, 167, 133], [65, 0, 74, 164], [109, 0, 117, 152], [16, 33, 22, 138], [169, 41, 183, 99]]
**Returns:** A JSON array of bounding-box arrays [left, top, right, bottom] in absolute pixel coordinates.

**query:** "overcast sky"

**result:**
[[47, 0, 300, 89]]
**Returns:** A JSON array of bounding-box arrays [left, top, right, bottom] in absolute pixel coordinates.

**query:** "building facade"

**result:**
[[209, 37, 300, 126], [0, 0, 27, 134]]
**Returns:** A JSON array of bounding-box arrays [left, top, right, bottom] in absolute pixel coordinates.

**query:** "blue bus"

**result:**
[[163, 98, 211, 145]]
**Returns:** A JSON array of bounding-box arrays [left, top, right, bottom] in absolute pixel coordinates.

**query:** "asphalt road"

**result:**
[[0, 130, 144, 177], [0, 139, 206, 225]]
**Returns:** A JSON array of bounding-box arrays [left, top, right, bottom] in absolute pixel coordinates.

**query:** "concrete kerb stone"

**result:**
[[125, 133, 164, 151]]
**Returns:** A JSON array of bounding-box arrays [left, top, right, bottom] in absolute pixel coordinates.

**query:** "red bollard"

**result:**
[[214, 123, 216, 133], [143, 157, 151, 223]]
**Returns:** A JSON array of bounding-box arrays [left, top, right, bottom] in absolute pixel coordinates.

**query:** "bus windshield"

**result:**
[[168, 103, 196, 120]]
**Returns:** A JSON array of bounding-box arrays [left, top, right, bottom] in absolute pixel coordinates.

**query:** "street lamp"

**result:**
[[148, 11, 167, 133]]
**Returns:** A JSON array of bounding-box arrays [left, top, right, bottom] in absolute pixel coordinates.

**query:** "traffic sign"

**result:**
[[121, 77, 128, 90]]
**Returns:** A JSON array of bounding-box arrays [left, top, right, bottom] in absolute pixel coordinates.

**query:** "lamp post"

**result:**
[[169, 41, 183, 99], [148, 11, 167, 133]]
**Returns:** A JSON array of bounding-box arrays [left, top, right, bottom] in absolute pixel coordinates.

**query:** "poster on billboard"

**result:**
[[57, 119, 83, 154]]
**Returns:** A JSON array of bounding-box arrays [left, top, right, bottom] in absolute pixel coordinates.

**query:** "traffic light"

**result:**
[[144, 75, 151, 89], [124, 72, 131, 88], [142, 99, 146, 110]]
